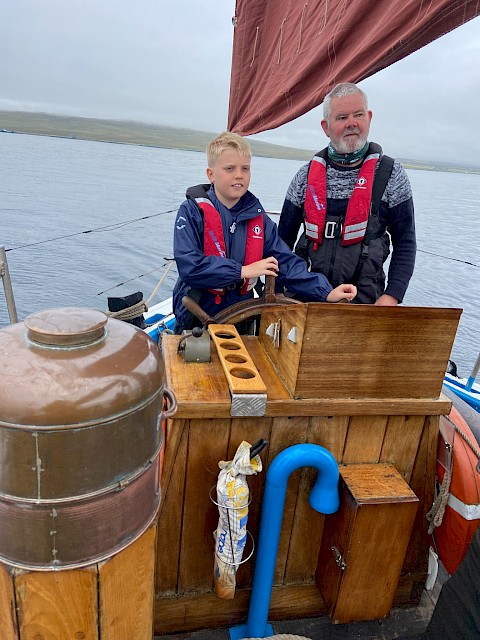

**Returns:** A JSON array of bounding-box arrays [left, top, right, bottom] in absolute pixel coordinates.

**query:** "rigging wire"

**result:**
[[3, 206, 479, 271], [417, 249, 479, 268], [4, 207, 179, 253], [74, 259, 176, 307]]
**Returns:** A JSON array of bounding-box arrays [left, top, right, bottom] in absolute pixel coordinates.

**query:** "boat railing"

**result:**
[[0, 246, 18, 323]]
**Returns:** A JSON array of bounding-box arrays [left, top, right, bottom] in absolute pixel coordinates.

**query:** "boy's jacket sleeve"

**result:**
[[174, 199, 242, 288]]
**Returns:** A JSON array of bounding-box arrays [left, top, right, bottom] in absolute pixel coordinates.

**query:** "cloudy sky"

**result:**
[[1, 1, 479, 166]]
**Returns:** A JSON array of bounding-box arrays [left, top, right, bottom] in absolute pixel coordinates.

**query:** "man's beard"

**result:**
[[335, 130, 367, 154]]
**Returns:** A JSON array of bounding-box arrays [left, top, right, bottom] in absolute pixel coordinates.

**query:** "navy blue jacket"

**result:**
[[172, 185, 334, 332]]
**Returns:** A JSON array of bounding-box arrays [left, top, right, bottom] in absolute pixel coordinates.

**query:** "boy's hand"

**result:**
[[326, 284, 357, 303], [241, 257, 279, 279]]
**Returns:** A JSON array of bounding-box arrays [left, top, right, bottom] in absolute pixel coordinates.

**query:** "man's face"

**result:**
[[206, 149, 251, 208], [321, 94, 372, 154]]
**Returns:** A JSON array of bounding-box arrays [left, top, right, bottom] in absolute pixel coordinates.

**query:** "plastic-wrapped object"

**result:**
[[213, 440, 263, 599]]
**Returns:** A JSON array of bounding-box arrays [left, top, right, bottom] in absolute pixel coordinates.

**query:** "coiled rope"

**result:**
[[426, 466, 452, 534], [106, 261, 174, 322], [426, 413, 480, 533], [105, 299, 148, 322]]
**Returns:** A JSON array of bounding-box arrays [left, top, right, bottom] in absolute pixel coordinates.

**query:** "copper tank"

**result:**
[[0, 307, 176, 569]]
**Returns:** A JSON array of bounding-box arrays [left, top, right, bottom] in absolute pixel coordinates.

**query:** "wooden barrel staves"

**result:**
[[0, 308, 176, 639]]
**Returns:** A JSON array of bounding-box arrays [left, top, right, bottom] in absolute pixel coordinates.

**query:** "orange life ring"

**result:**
[[434, 405, 480, 575]]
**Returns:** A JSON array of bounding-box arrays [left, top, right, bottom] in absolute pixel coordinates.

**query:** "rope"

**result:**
[[105, 300, 147, 321], [426, 412, 480, 533], [105, 261, 175, 322], [426, 467, 452, 534], [452, 421, 480, 471], [145, 260, 175, 306]]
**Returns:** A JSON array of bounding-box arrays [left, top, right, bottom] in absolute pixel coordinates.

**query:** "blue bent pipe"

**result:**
[[229, 443, 339, 640]]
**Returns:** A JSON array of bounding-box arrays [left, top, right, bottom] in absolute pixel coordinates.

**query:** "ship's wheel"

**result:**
[[182, 276, 301, 329]]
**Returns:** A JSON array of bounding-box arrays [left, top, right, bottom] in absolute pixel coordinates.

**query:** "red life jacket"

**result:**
[[304, 147, 380, 249], [196, 196, 264, 304]]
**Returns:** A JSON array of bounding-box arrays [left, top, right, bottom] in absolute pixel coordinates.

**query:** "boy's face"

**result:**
[[206, 149, 251, 208]]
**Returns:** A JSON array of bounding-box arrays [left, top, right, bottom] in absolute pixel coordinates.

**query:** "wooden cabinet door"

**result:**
[[317, 464, 419, 623]]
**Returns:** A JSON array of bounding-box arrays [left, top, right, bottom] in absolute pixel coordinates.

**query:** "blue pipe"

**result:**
[[229, 443, 339, 640]]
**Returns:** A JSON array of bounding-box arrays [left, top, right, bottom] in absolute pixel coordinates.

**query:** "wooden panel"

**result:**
[[309, 415, 350, 459], [332, 500, 418, 622], [163, 336, 232, 417], [15, 568, 98, 640], [0, 563, 18, 639], [339, 464, 419, 502], [284, 417, 326, 583], [295, 305, 461, 399], [164, 335, 453, 418], [156, 418, 189, 593], [154, 584, 326, 635], [209, 324, 267, 394], [402, 415, 439, 574], [157, 332, 448, 634], [284, 415, 348, 584], [264, 396, 452, 418], [178, 418, 231, 593], [259, 304, 308, 395], [100, 525, 156, 640], [380, 415, 426, 482], [285, 467, 326, 585], [265, 416, 310, 585], [317, 464, 419, 624], [342, 415, 388, 463], [242, 337, 292, 401]]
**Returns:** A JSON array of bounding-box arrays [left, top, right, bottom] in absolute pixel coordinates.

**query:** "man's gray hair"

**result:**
[[323, 83, 368, 120]]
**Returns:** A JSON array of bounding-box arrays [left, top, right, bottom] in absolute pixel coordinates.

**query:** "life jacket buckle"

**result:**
[[324, 220, 342, 239]]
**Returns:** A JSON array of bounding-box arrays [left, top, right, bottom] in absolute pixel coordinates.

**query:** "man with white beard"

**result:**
[[278, 82, 416, 305]]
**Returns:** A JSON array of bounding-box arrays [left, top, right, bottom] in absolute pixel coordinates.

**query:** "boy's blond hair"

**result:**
[[207, 131, 251, 167]]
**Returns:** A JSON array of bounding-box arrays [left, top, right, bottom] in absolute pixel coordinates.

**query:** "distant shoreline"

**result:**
[[1, 110, 479, 174]]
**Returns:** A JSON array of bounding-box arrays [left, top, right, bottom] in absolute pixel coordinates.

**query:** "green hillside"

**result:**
[[1, 110, 479, 173], [0, 111, 315, 161]]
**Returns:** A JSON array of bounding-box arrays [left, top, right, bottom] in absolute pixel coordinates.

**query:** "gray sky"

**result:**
[[1, 1, 479, 166]]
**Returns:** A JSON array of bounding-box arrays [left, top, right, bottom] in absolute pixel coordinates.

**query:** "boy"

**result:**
[[172, 132, 356, 333]]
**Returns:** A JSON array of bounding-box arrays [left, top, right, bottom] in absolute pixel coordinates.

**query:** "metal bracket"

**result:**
[[332, 545, 346, 571], [230, 392, 267, 417], [287, 326, 297, 343], [265, 319, 281, 348]]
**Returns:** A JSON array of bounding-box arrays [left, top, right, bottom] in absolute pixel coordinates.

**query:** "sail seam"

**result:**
[[297, 3, 308, 53], [318, 0, 329, 35], [250, 26, 260, 66], [277, 18, 287, 64]]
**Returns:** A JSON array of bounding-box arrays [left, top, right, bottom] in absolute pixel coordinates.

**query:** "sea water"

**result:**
[[1, 133, 479, 374]]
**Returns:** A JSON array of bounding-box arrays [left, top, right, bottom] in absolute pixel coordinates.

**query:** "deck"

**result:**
[[156, 564, 447, 639]]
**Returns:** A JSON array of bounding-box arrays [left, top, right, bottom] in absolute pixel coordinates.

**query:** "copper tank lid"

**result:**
[[0, 307, 165, 426], [24, 307, 107, 346]]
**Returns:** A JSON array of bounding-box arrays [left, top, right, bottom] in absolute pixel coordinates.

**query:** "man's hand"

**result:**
[[241, 257, 279, 279], [375, 294, 399, 306]]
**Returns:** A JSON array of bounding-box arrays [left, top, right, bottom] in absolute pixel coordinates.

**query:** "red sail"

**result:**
[[228, 0, 480, 136]]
